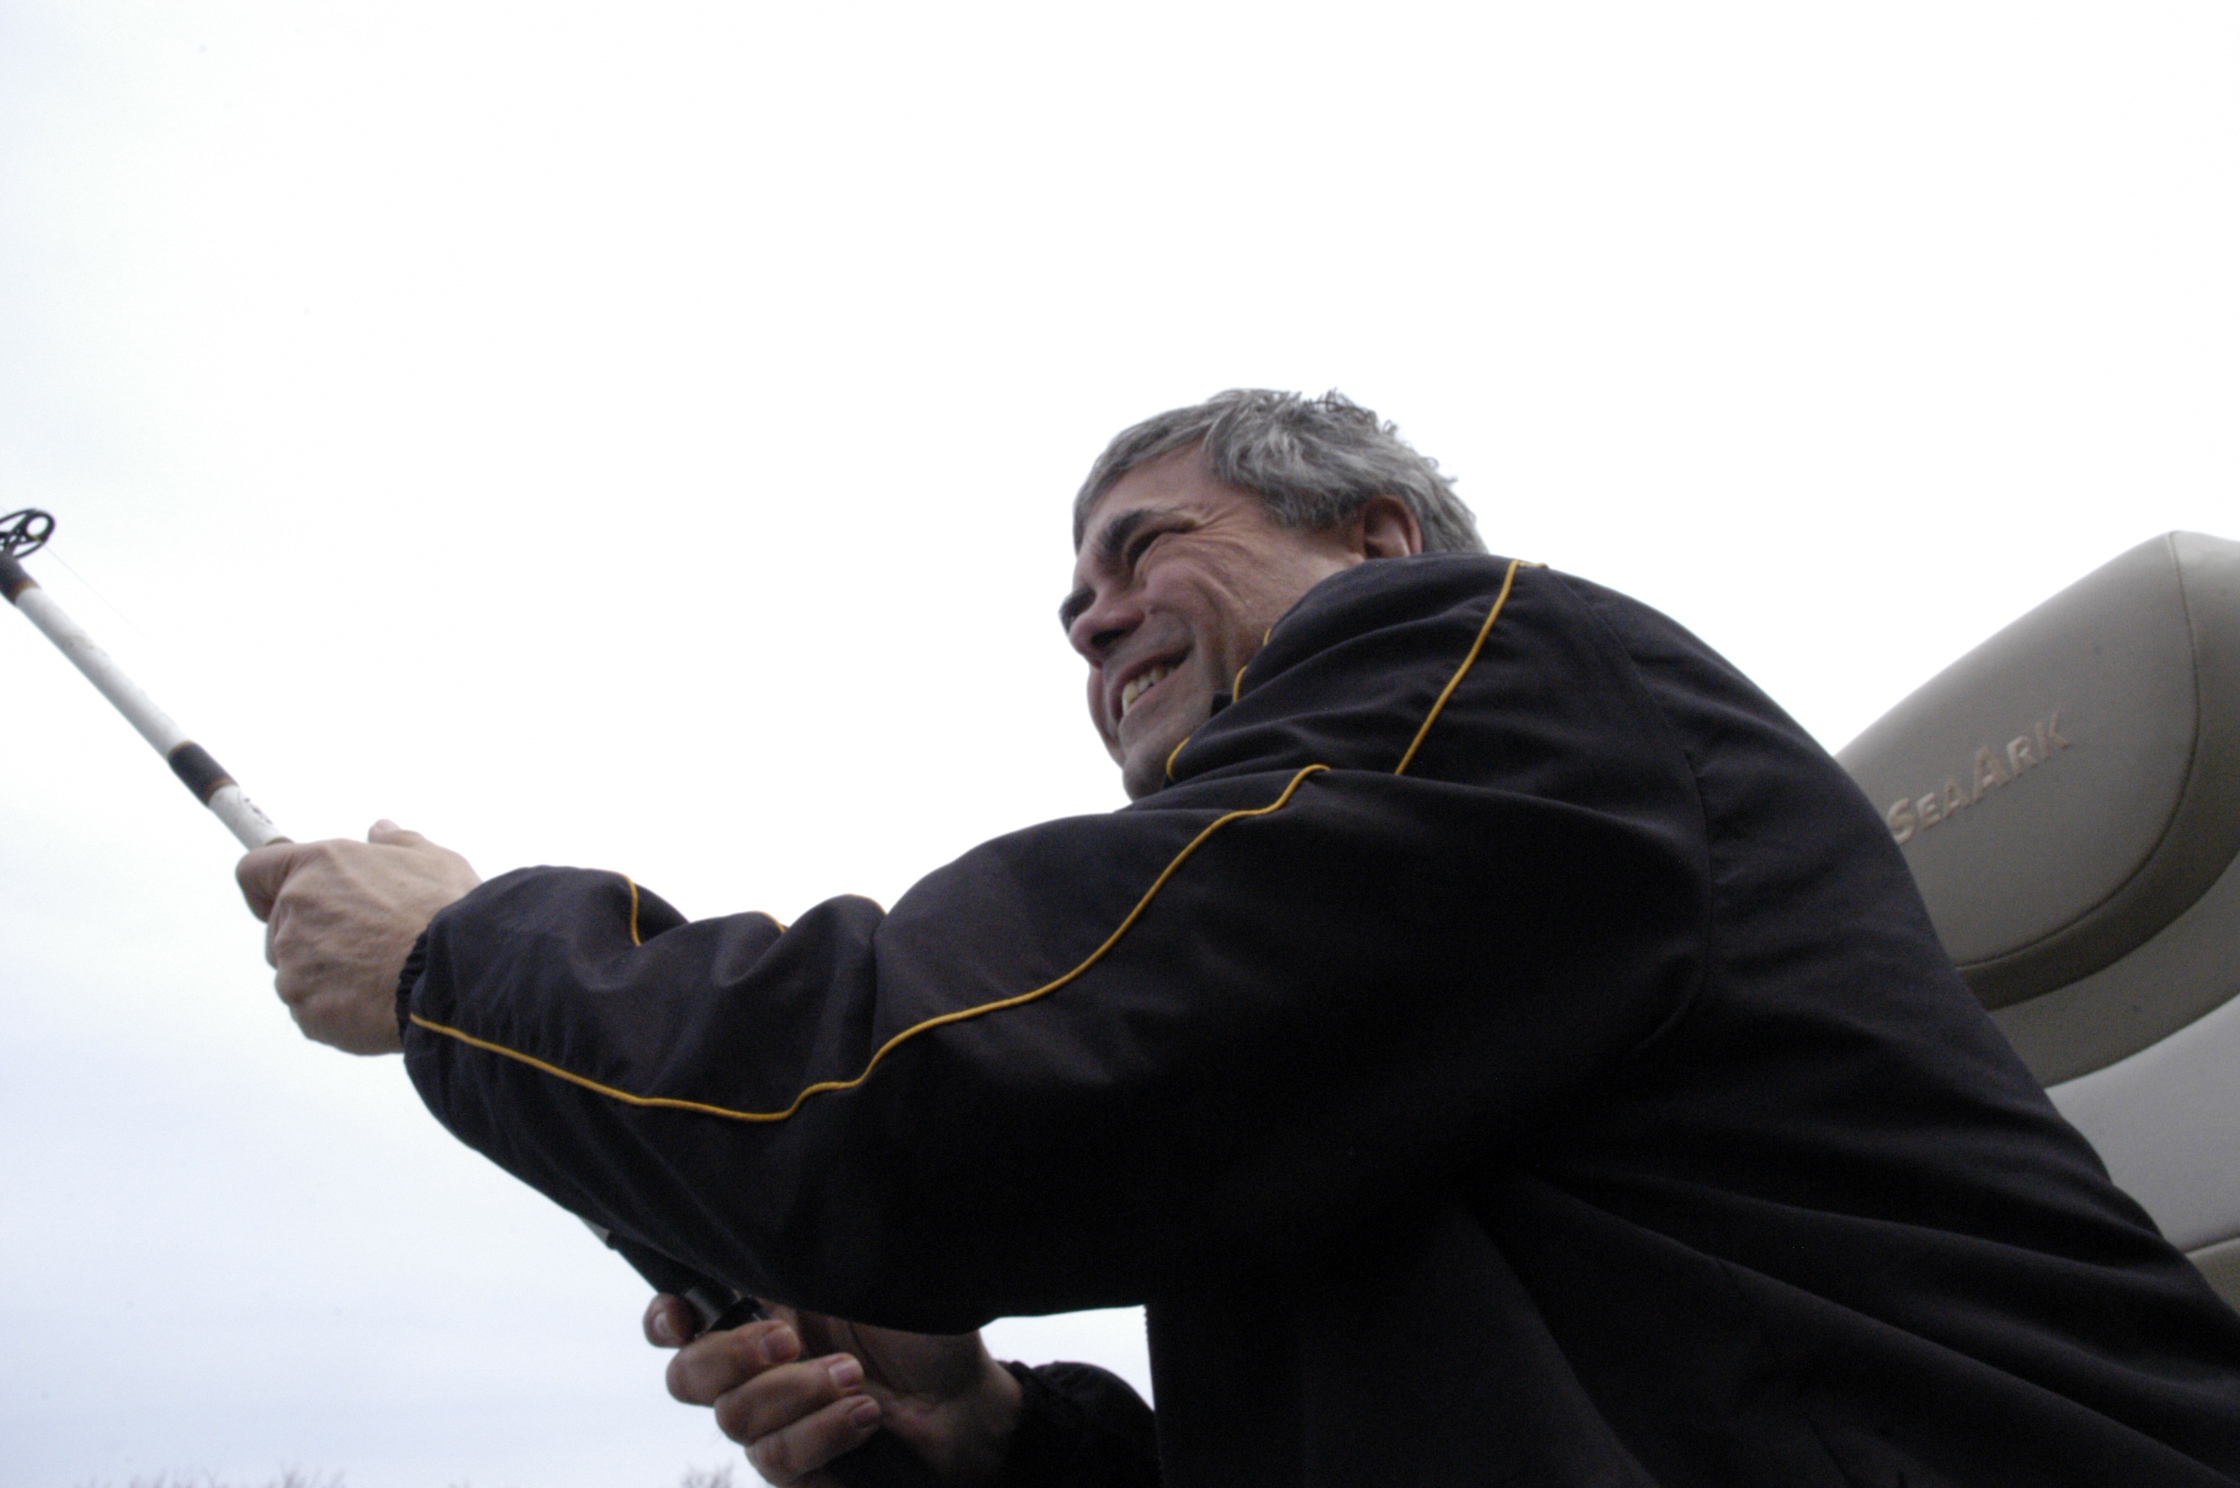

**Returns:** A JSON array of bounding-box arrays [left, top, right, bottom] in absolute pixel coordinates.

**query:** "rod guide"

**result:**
[[0, 508, 54, 558]]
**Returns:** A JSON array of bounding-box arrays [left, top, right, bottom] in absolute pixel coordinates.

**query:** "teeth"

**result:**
[[1120, 662, 1174, 717]]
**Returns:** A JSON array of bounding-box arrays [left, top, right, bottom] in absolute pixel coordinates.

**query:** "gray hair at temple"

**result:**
[[1073, 389, 1486, 556]]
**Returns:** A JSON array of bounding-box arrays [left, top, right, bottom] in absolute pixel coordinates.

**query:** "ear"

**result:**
[[1356, 495, 1423, 559]]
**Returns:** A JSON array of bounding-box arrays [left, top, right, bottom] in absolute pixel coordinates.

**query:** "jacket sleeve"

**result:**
[[400, 558, 1710, 1330]]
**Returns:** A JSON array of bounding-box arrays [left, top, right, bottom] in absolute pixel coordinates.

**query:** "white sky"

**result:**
[[1, 4, 2233, 1485]]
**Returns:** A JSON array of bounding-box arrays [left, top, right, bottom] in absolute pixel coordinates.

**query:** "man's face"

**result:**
[[1062, 450, 1365, 799]]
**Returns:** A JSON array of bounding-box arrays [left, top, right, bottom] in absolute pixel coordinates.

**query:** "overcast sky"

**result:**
[[2, 4, 2235, 1486]]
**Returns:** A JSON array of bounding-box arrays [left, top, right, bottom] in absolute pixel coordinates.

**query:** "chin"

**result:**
[[1119, 694, 1217, 797], [1120, 757, 1165, 800], [1119, 737, 1177, 800]]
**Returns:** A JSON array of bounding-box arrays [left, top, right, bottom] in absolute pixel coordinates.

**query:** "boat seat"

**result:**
[[1837, 531, 2240, 1307]]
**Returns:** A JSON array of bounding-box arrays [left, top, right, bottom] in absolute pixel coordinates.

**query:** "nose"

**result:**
[[1067, 585, 1140, 666]]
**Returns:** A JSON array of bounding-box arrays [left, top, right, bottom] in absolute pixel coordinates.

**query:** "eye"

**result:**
[[1124, 526, 1175, 569]]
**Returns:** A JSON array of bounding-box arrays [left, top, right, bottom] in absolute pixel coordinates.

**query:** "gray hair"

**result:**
[[1073, 389, 1485, 555]]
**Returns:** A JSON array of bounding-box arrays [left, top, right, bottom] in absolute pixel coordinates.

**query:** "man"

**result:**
[[241, 390, 2240, 1486]]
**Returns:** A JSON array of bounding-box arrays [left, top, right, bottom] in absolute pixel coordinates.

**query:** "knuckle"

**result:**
[[672, 1330, 755, 1406], [666, 1350, 703, 1405], [747, 1434, 798, 1483], [269, 916, 305, 960], [734, 1384, 788, 1442], [719, 1365, 810, 1445], [713, 1385, 755, 1443], [738, 1316, 789, 1353]]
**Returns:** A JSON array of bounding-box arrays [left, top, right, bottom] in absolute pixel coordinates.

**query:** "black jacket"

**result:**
[[402, 554, 2240, 1486]]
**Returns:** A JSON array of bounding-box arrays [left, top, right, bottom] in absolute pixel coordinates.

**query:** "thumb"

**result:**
[[235, 842, 310, 921], [368, 818, 427, 848]]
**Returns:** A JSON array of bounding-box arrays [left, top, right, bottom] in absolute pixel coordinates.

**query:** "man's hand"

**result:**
[[648, 1294, 1023, 1486], [236, 820, 482, 1055]]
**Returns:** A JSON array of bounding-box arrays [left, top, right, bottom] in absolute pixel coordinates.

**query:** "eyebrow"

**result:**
[[1057, 507, 1165, 632]]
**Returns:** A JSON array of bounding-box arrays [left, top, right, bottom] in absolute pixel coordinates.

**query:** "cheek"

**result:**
[[1207, 573, 1301, 656], [1236, 555, 1348, 635], [1171, 557, 1270, 645]]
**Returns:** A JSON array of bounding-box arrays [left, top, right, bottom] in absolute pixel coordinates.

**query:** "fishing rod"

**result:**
[[2, 508, 920, 1485], [0, 509, 284, 850]]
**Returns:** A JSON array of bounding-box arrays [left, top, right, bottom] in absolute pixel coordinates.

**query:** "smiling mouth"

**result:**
[[1120, 661, 1176, 719]]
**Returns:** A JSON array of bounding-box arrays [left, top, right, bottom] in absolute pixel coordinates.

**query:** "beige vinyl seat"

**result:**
[[1838, 531, 2240, 1308]]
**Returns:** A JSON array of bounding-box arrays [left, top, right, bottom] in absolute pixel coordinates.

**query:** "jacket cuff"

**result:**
[[395, 928, 433, 1042], [991, 1361, 1160, 1488]]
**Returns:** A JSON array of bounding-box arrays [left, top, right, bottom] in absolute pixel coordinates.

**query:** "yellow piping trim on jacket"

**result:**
[[1167, 654, 1256, 782], [1392, 558, 1530, 777], [619, 873, 784, 937], [410, 762, 1332, 1124], [1166, 657, 1252, 782]]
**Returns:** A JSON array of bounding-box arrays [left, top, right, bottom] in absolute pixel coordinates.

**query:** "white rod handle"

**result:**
[[4, 551, 286, 850]]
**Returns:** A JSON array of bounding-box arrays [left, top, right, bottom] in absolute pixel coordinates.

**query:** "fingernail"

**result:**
[[847, 1396, 881, 1428], [649, 1312, 681, 1346], [374, 819, 398, 832], [760, 1326, 799, 1365], [828, 1356, 865, 1391]]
